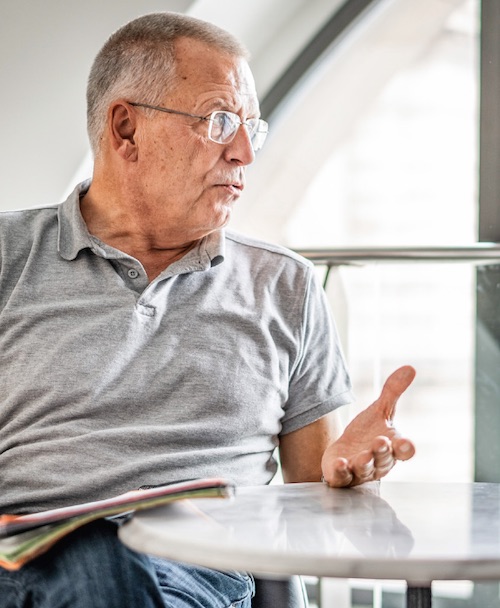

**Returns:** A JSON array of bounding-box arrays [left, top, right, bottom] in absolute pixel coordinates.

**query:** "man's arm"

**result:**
[[280, 366, 416, 487], [279, 411, 344, 483]]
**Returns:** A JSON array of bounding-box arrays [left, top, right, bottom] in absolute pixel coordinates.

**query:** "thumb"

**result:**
[[377, 365, 416, 421]]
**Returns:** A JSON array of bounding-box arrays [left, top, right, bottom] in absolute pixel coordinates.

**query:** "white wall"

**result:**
[[0, 0, 334, 212]]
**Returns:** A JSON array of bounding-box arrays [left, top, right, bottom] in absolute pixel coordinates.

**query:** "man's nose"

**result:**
[[224, 123, 256, 166]]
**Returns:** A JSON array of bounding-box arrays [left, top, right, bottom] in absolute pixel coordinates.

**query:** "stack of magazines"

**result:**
[[0, 478, 233, 571]]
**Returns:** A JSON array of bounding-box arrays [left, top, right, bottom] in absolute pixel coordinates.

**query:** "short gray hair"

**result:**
[[86, 12, 249, 155]]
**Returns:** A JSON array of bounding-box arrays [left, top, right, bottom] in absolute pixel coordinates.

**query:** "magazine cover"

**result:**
[[0, 478, 233, 571]]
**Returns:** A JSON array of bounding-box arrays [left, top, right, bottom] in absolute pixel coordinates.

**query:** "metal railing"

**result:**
[[296, 244, 500, 265], [295, 245, 500, 288]]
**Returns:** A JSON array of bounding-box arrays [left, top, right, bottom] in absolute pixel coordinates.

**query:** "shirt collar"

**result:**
[[201, 229, 225, 268], [57, 180, 93, 260]]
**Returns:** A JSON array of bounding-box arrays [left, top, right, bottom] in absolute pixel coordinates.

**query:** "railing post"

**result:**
[[406, 585, 432, 608]]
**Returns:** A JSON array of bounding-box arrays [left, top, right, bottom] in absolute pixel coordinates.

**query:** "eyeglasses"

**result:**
[[129, 102, 269, 152]]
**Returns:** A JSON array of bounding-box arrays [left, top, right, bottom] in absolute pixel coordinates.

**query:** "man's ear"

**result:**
[[108, 101, 138, 161]]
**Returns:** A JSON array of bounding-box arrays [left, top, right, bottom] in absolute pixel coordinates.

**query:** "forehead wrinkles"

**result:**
[[171, 40, 258, 113], [197, 86, 259, 116]]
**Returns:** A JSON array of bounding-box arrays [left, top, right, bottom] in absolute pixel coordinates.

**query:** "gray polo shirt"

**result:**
[[0, 181, 353, 513]]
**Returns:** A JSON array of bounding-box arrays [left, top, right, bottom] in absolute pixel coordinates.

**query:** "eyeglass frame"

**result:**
[[128, 102, 269, 151]]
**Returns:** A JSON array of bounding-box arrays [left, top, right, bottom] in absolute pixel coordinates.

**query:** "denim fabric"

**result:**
[[0, 520, 254, 608], [149, 555, 254, 608], [0, 519, 165, 608]]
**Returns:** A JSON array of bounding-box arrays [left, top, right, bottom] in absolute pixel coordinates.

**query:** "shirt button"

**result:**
[[127, 268, 139, 279]]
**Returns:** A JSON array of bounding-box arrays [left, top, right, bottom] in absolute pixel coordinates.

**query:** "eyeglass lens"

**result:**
[[208, 111, 268, 151]]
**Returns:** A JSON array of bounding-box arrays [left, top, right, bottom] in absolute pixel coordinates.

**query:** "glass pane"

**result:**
[[284, 0, 479, 248], [324, 261, 475, 483]]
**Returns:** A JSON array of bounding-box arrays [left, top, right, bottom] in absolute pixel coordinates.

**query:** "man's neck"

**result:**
[[80, 185, 200, 281]]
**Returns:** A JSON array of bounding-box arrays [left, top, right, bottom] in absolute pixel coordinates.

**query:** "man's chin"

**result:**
[[214, 203, 233, 228]]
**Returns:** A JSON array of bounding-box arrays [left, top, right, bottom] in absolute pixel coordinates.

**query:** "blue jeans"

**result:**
[[149, 555, 254, 607], [0, 519, 254, 608]]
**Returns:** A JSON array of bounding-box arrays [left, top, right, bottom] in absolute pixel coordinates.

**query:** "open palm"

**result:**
[[322, 366, 416, 487]]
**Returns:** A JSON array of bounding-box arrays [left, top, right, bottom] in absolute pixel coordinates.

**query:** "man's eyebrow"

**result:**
[[211, 98, 228, 108], [204, 96, 259, 112], [205, 100, 236, 113]]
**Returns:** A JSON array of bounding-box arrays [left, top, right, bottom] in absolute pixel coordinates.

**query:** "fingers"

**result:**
[[371, 435, 415, 471], [324, 435, 415, 487], [351, 450, 376, 484], [326, 450, 378, 488], [326, 457, 354, 487], [371, 436, 395, 478], [392, 436, 415, 461], [378, 365, 416, 421]]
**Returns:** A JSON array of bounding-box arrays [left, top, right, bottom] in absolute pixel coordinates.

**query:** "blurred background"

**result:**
[[2, 0, 500, 605]]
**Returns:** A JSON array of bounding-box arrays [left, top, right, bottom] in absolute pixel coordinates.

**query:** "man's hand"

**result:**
[[321, 365, 416, 488]]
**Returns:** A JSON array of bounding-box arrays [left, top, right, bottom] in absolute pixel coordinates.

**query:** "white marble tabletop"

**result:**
[[118, 481, 500, 586]]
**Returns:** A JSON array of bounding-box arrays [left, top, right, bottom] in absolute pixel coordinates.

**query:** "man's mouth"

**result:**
[[217, 182, 244, 195]]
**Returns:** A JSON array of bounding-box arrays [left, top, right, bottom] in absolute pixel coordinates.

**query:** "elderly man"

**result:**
[[0, 11, 415, 608]]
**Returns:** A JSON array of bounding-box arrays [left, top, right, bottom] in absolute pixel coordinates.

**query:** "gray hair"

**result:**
[[86, 12, 249, 155]]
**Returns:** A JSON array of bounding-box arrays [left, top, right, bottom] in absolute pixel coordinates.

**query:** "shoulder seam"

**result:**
[[0, 205, 59, 217], [224, 230, 312, 268]]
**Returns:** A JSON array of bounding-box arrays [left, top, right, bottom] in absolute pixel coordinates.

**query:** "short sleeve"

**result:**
[[280, 268, 353, 435]]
